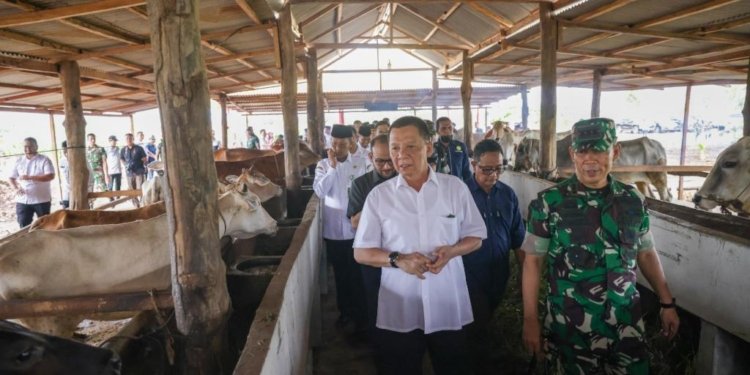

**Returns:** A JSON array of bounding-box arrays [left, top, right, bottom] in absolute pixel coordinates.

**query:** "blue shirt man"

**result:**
[[463, 139, 525, 374], [433, 116, 472, 182]]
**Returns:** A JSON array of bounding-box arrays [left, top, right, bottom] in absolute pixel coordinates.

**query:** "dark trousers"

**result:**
[[325, 238, 366, 328], [466, 289, 496, 375], [108, 173, 122, 192], [16, 202, 51, 228], [361, 265, 381, 334], [374, 327, 471, 375]]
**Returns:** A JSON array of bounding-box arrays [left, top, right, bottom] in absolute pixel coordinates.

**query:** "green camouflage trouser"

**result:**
[[90, 170, 108, 193], [543, 304, 649, 375]]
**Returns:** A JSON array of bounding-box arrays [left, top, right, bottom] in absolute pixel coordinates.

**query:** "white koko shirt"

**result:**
[[354, 170, 487, 334], [9, 154, 55, 204], [313, 153, 368, 240]]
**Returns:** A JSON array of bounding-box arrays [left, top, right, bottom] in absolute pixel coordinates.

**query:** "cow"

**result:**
[[514, 135, 671, 201], [0, 188, 277, 337], [143, 166, 282, 205], [215, 147, 320, 184], [693, 136, 750, 215], [0, 320, 121, 375], [29, 202, 166, 231]]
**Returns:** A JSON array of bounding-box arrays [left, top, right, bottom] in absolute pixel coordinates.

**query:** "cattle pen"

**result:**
[[0, 0, 749, 374]]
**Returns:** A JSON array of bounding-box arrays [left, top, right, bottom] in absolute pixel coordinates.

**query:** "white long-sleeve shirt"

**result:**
[[313, 153, 368, 240], [9, 154, 55, 204]]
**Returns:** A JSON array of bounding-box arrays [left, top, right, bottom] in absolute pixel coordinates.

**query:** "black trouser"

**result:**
[[361, 264, 381, 335], [108, 173, 122, 196], [374, 327, 471, 375], [466, 289, 495, 375], [325, 238, 367, 328], [16, 202, 51, 228]]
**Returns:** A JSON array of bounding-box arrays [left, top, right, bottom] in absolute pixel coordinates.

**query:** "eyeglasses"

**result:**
[[373, 158, 394, 167], [478, 165, 502, 176]]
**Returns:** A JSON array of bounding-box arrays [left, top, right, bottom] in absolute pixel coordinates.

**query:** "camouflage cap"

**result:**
[[571, 118, 617, 152]]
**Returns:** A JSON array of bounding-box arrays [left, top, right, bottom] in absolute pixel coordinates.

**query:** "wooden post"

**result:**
[[591, 69, 602, 118], [521, 84, 529, 130], [484, 107, 488, 130], [316, 73, 325, 149], [431, 67, 438, 122], [307, 48, 322, 155], [129, 114, 135, 135], [678, 83, 692, 201], [220, 93, 228, 149], [461, 50, 473, 150], [146, 1, 229, 373], [48, 112, 62, 201], [743, 57, 750, 137], [59, 60, 89, 210], [278, 2, 302, 215], [539, 2, 557, 176]]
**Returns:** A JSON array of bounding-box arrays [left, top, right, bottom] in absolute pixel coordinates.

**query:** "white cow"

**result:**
[[0, 188, 277, 337], [693, 136, 750, 215]]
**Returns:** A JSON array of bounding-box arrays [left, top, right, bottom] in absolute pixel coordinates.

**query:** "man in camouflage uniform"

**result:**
[[521, 118, 680, 374], [86, 133, 109, 193]]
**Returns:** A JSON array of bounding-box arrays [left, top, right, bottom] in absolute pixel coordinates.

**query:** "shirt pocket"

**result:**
[[432, 216, 460, 248]]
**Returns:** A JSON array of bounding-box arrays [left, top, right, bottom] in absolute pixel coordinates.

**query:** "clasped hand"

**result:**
[[397, 246, 454, 279]]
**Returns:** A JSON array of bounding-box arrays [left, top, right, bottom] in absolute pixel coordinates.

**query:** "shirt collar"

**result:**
[[467, 174, 499, 195], [395, 168, 439, 190], [570, 174, 619, 195]]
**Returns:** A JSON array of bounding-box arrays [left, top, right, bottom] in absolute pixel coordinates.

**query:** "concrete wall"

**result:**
[[500, 171, 750, 343], [233, 195, 323, 375]]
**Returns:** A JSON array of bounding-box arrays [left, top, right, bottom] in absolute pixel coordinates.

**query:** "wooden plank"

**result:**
[[87, 189, 142, 198], [400, 4, 473, 48], [0, 290, 172, 319], [59, 61, 89, 210], [220, 93, 228, 150], [306, 48, 322, 156], [424, 3, 463, 42], [678, 84, 692, 200], [299, 3, 338, 28], [558, 165, 713, 174], [307, 4, 380, 42], [92, 196, 134, 210], [466, 2, 512, 28], [539, 2, 556, 175], [0, 0, 145, 28], [291, 0, 554, 3], [744, 57, 750, 137], [279, 3, 302, 214], [311, 42, 464, 50], [146, 0, 228, 372]]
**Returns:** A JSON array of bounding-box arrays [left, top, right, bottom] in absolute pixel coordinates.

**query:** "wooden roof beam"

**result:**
[[290, 0, 555, 3], [310, 42, 465, 50], [558, 19, 750, 45], [307, 4, 380, 42], [423, 3, 462, 42], [201, 40, 274, 79], [0, 0, 145, 28], [466, 3, 513, 29], [299, 4, 339, 28], [399, 4, 473, 47]]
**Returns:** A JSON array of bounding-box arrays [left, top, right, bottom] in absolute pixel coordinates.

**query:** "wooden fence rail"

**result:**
[[0, 290, 173, 319]]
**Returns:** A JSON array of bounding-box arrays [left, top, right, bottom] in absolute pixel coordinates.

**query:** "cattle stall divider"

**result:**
[[500, 171, 750, 373], [233, 195, 323, 374]]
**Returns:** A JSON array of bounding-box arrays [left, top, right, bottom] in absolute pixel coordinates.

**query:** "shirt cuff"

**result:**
[[521, 233, 550, 256]]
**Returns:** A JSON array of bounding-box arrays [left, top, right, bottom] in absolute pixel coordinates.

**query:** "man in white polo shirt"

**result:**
[[354, 116, 487, 374], [314, 124, 369, 332], [9, 137, 55, 228]]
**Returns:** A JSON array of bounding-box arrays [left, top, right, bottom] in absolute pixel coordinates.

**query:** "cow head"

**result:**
[[218, 189, 277, 239], [298, 142, 321, 168], [0, 320, 121, 375], [228, 168, 282, 203], [694, 137, 750, 215], [514, 138, 540, 172]]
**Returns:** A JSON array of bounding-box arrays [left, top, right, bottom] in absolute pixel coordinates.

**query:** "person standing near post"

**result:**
[[347, 134, 397, 335], [522, 118, 680, 374], [8, 137, 55, 228], [105, 135, 122, 200], [86, 133, 109, 193], [433, 116, 472, 182], [120, 133, 147, 207], [463, 139, 526, 374], [354, 116, 486, 375], [59, 141, 70, 209], [313, 125, 369, 333], [246, 126, 260, 150]]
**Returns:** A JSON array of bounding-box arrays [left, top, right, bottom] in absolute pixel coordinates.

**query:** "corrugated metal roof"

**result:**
[[0, 0, 745, 116]]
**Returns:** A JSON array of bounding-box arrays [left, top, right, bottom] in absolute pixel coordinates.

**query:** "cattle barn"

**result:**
[[0, 0, 748, 374]]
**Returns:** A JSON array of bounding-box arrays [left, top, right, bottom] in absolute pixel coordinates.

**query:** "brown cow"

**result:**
[[29, 202, 167, 231], [215, 144, 320, 183]]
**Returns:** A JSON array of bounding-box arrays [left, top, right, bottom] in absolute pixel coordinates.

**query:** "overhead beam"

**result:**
[[399, 4, 473, 47], [466, 2, 512, 29], [299, 3, 339, 28], [307, 4, 380, 42], [310, 42, 465, 50], [290, 0, 554, 3], [0, 0, 145, 28], [424, 3, 462, 42], [558, 19, 750, 45]]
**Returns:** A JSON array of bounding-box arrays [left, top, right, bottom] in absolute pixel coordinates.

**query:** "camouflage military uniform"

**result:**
[[86, 146, 108, 192], [527, 173, 654, 375]]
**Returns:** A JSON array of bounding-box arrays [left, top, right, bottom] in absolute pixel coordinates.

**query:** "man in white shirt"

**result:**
[[313, 125, 369, 332], [9, 137, 55, 228], [354, 116, 487, 374], [105, 135, 122, 200], [60, 141, 70, 209]]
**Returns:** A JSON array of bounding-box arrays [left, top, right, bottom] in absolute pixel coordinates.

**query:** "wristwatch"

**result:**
[[388, 251, 400, 268], [660, 298, 676, 309]]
